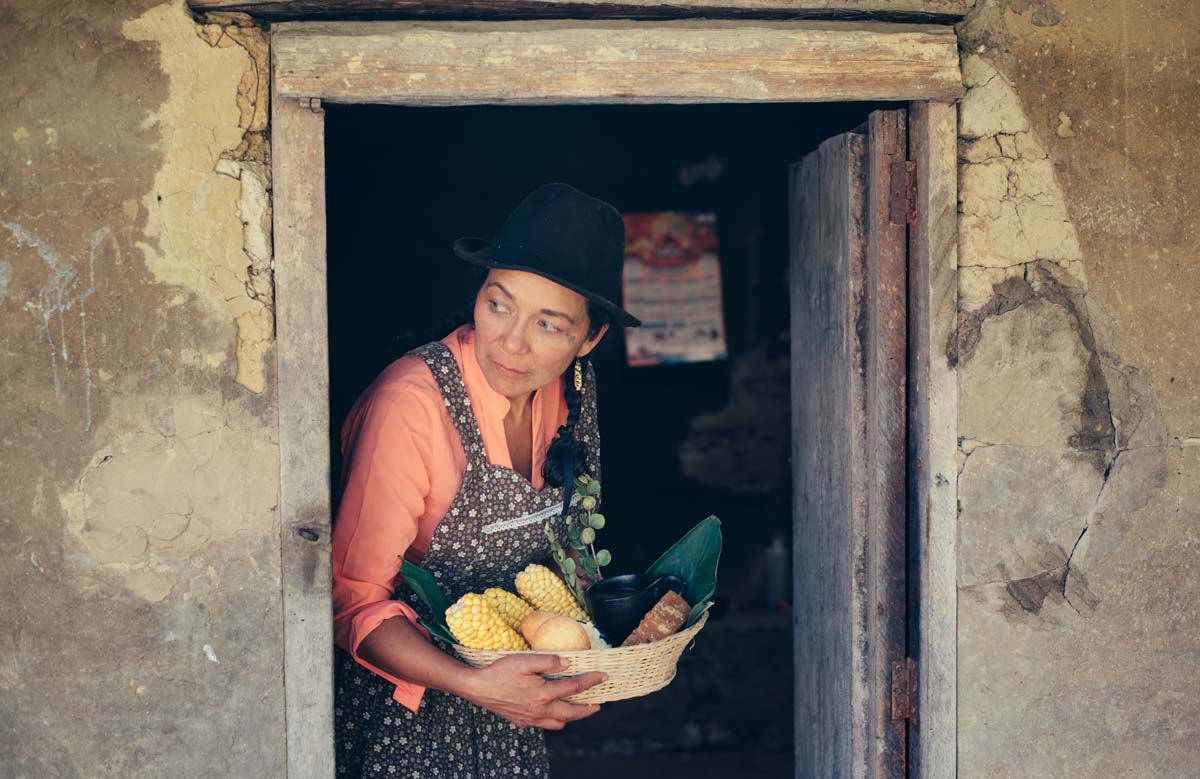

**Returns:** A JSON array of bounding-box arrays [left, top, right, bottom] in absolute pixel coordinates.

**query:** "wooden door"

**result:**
[[790, 110, 911, 778]]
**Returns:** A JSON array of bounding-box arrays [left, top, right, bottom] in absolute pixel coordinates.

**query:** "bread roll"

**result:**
[[527, 615, 591, 651], [519, 610, 555, 642]]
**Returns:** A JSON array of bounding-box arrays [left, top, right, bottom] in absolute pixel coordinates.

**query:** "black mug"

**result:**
[[585, 573, 687, 645]]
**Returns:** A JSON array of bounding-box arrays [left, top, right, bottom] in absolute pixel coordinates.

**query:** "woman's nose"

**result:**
[[500, 321, 529, 354]]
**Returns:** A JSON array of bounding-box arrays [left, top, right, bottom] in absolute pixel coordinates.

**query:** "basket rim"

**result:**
[[451, 610, 708, 660]]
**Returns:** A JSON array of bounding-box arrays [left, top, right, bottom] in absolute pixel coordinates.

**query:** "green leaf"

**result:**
[[562, 557, 577, 575], [595, 549, 612, 567], [581, 496, 597, 511], [580, 527, 596, 545], [581, 556, 597, 577], [645, 516, 723, 610], [399, 558, 453, 633], [585, 479, 601, 497], [686, 600, 714, 627], [418, 616, 458, 644], [588, 513, 606, 530]]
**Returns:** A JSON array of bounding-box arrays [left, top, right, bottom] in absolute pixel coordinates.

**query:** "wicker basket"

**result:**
[[451, 612, 709, 704]]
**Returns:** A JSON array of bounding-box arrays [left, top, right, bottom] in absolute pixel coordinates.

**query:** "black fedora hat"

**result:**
[[453, 183, 642, 328]]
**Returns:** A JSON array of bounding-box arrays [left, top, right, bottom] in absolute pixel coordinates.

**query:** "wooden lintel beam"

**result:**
[[272, 20, 964, 106], [190, 0, 975, 23]]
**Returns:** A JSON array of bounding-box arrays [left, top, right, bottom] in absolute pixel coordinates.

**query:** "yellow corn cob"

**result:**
[[514, 564, 588, 622], [445, 593, 530, 651], [482, 588, 535, 631]]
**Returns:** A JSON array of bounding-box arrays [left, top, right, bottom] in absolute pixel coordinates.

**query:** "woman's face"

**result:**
[[473, 268, 609, 401]]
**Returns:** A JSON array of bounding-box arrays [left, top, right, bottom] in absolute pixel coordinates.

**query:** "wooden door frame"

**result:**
[[270, 19, 960, 778]]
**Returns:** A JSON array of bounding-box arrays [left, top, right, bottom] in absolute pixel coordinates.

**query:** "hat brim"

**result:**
[[453, 237, 642, 329]]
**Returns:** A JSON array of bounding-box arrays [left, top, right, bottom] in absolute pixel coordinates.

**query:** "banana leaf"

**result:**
[[646, 516, 722, 626], [417, 617, 457, 645], [398, 558, 457, 644], [687, 599, 714, 625]]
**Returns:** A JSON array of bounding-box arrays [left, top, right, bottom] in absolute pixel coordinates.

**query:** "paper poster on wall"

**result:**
[[621, 212, 728, 367]]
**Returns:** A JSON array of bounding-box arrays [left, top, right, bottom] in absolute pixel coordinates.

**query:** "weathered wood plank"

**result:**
[[271, 20, 963, 105], [272, 94, 335, 779], [791, 130, 871, 777], [906, 99, 957, 779], [192, 0, 976, 22], [866, 108, 909, 777], [792, 114, 913, 778]]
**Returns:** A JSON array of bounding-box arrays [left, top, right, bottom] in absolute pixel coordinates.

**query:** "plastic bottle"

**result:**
[[765, 534, 790, 609]]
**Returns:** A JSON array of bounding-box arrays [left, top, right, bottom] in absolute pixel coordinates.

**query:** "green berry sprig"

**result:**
[[544, 474, 612, 613]]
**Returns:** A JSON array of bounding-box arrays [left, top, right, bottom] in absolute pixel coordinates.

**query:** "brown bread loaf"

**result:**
[[621, 590, 690, 646]]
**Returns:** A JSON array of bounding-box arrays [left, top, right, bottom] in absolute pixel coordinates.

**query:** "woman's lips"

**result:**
[[491, 358, 527, 377]]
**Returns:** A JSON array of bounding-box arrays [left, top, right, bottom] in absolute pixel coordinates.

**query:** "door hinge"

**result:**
[[891, 657, 918, 722], [888, 160, 917, 226]]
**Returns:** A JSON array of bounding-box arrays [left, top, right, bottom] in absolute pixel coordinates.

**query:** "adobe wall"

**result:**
[[0, 2, 284, 774], [953, 1, 1199, 774]]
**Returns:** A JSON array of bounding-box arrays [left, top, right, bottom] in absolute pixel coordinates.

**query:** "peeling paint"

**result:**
[[123, 2, 273, 394], [60, 391, 278, 586], [957, 54, 1086, 312]]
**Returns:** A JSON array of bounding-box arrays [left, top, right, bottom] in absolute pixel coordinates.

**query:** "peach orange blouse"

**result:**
[[331, 325, 568, 712]]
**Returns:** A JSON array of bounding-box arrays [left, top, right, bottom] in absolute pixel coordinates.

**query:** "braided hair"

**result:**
[[541, 300, 611, 488]]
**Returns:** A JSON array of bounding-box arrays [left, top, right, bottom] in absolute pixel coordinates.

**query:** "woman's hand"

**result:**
[[460, 653, 607, 730], [356, 616, 604, 729]]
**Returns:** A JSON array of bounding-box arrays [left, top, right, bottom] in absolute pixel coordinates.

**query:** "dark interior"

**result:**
[[325, 100, 888, 777]]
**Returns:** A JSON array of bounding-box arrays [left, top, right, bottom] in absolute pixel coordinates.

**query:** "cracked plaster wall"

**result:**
[[0, 1, 283, 775], [955, 1, 1199, 774]]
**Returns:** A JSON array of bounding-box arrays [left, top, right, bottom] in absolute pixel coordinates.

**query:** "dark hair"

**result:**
[[541, 300, 611, 488]]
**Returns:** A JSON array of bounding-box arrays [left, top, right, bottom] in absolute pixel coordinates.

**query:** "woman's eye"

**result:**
[[538, 320, 560, 333], [488, 299, 509, 314]]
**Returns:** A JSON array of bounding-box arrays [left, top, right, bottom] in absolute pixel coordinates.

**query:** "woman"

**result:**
[[332, 183, 641, 777]]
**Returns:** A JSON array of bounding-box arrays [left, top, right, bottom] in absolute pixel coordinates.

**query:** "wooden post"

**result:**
[[272, 91, 335, 778], [867, 109, 911, 776], [906, 99, 958, 779]]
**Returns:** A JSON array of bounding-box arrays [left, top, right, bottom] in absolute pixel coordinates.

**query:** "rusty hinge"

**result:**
[[891, 657, 918, 722], [888, 160, 917, 226]]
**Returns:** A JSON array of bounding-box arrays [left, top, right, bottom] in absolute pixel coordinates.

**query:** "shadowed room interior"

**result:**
[[324, 100, 888, 776]]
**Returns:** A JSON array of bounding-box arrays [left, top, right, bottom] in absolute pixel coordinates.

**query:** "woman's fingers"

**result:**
[[546, 700, 601, 724], [501, 652, 567, 675], [543, 670, 608, 700], [470, 654, 605, 731]]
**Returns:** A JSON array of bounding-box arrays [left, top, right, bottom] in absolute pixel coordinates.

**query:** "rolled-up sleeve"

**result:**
[[332, 380, 440, 711]]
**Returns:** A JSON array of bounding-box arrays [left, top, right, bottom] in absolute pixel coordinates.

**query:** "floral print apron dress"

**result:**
[[334, 342, 601, 778]]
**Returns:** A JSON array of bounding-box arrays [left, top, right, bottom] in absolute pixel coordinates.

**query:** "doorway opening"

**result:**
[[325, 100, 892, 778]]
